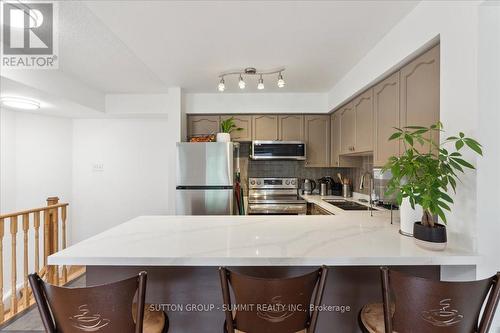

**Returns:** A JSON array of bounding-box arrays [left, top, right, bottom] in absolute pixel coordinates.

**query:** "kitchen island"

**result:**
[[49, 215, 478, 333]]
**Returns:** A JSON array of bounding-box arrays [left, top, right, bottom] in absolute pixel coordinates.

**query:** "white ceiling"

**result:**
[[1, 0, 419, 106], [62, 0, 418, 94], [0, 77, 103, 117]]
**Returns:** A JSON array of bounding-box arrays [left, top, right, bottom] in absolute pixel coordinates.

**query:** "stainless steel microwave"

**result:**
[[250, 141, 306, 160]]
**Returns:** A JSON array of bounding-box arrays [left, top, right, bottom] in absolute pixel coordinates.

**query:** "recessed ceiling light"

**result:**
[[0, 97, 41, 110]]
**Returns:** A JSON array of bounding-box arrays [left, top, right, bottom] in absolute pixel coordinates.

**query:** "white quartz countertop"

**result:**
[[49, 214, 478, 267]]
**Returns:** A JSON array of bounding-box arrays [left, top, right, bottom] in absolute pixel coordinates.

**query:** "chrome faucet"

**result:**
[[359, 170, 374, 216], [359, 170, 371, 190]]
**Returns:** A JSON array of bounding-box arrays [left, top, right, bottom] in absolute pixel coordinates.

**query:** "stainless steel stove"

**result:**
[[247, 177, 307, 215]]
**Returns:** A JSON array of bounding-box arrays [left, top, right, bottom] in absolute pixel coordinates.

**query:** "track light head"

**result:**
[[257, 75, 265, 90], [238, 75, 246, 89], [218, 77, 225, 92], [277, 72, 285, 88]]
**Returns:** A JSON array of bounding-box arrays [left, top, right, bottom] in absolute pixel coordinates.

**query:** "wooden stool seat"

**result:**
[[133, 303, 168, 333], [360, 303, 395, 333]]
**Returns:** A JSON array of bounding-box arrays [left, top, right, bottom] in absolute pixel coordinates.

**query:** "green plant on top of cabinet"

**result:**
[[188, 115, 220, 137], [374, 72, 400, 167], [304, 115, 330, 167], [278, 115, 304, 141], [400, 44, 440, 153], [220, 115, 252, 141], [252, 115, 278, 141], [353, 89, 374, 153]]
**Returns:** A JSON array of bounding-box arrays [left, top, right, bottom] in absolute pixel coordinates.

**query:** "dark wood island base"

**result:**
[[87, 265, 440, 333]]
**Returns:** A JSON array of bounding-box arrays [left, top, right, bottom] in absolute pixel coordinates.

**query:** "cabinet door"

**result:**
[[339, 103, 355, 154], [353, 89, 374, 153], [374, 72, 400, 167], [252, 115, 278, 140], [330, 113, 340, 167], [400, 45, 440, 152], [304, 115, 330, 167], [331, 112, 362, 168], [221, 115, 252, 142], [278, 115, 304, 141], [188, 115, 220, 137]]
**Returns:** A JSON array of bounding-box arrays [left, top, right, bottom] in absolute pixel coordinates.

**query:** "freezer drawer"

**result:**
[[176, 188, 234, 215]]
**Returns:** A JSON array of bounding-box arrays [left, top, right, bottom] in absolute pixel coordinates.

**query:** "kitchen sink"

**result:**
[[323, 200, 372, 211]]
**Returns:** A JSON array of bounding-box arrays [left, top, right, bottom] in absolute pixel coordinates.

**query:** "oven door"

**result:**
[[247, 203, 307, 215], [250, 141, 306, 160]]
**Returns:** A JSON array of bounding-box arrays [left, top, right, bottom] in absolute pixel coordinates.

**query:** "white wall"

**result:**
[[185, 92, 328, 114], [0, 108, 73, 305], [0, 108, 73, 213], [105, 93, 170, 116], [71, 117, 171, 243]]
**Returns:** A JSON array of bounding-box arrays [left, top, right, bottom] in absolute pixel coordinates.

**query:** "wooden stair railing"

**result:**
[[0, 197, 84, 325]]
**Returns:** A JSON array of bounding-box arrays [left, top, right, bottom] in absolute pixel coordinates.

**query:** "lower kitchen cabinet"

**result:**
[[221, 115, 252, 141], [304, 115, 330, 167], [308, 203, 334, 215], [252, 115, 279, 140]]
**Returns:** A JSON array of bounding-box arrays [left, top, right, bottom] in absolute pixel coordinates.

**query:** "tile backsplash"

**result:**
[[237, 143, 355, 194]]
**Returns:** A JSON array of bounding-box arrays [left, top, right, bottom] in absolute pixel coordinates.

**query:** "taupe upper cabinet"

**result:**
[[221, 115, 252, 142], [331, 113, 341, 167], [400, 45, 440, 151], [252, 115, 279, 141], [353, 89, 374, 153], [278, 115, 304, 141], [188, 115, 220, 137], [339, 103, 355, 154], [331, 112, 362, 168], [374, 72, 400, 167], [304, 115, 330, 167]]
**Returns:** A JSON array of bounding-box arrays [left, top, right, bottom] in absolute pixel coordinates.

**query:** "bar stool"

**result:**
[[359, 267, 500, 333], [29, 272, 168, 333], [219, 266, 328, 333]]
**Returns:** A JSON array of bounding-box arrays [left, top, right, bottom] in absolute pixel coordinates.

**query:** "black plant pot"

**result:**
[[413, 222, 447, 251]]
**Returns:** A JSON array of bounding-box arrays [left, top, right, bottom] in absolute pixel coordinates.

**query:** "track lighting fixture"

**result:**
[[217, 67, 286, 91]]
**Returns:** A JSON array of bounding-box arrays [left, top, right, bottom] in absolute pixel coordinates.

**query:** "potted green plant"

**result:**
[[383, 122, 482, 250], [217, 117, 243, 142]]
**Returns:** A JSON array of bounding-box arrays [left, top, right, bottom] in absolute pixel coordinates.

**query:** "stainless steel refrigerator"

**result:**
[[176, 142, 235, 215]]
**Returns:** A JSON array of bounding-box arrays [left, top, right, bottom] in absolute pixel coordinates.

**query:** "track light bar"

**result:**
[[217, 67, 285, 91]]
